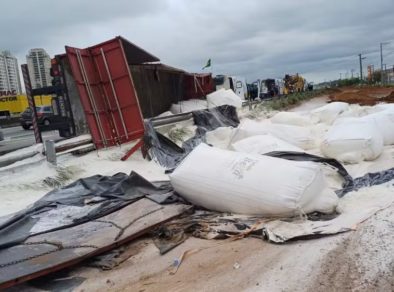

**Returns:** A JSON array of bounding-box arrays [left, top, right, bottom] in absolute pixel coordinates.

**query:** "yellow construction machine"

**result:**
[[283, 74, 305, 94]]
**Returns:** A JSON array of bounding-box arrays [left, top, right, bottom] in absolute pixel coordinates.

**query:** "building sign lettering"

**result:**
[[0, 90, 17, 97], [0, 96, 17, 102]]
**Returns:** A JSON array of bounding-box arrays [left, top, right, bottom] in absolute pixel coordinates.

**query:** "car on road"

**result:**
[[20, 106, 55, 130]]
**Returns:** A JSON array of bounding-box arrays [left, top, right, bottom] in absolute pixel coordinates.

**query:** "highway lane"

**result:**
[[0, 126, 60, 155]]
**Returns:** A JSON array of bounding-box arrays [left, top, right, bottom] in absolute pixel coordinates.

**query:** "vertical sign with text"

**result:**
[[21, 64, 42, 143]]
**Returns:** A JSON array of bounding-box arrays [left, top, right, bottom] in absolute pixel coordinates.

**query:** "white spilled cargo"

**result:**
[[234, 119, 316, 150], [206, 88, 243, 108], [170, 144, 338, 216], [270, 111, 311, 126], [321, 118, 383, 163], [231, 134, 304, 154], [310, 102, 349, 124], [374, 103, 394, 112], [360, 110, 394, 145], [205, 127, 236, 149]]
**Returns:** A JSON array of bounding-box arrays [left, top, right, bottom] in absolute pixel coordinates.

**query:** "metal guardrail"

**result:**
[[149, 112, 193, 127]]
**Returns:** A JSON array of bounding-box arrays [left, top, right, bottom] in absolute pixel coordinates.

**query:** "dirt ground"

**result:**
[[65, 203, 393, 292], [329, 86, 394, 105]]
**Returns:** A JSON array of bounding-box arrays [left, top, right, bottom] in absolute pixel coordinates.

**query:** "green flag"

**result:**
[[202, 59, 211, 70]]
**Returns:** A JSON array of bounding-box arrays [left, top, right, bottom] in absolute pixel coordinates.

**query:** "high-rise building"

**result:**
[[26, 48, 52, 89], [0, 50, 22, 94]]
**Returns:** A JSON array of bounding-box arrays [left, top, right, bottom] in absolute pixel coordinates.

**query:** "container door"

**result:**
[[66, 40, 144, 148]]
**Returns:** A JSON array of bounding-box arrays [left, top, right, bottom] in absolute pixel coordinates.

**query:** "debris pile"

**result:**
[[2, 86, 394, 290]]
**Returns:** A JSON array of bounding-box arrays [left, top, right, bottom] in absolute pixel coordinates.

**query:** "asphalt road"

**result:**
[[0, 126, 61, 155]]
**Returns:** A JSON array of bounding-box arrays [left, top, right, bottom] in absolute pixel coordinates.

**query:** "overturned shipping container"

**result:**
[[63, 36, 214, 148]]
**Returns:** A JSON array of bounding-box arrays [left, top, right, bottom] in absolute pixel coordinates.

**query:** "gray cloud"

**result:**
[[1, 0, 394, 83]]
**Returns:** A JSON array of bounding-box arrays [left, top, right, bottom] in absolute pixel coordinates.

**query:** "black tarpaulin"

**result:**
[[336, 167, 394, 197], [144, 105, 240, 169], [0, 171, 182, 249]]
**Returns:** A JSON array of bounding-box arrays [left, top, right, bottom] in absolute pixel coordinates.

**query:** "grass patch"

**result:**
[[168, 127, 193, 144], [42, 165, 82, 188], [263, 89, 328, 111]]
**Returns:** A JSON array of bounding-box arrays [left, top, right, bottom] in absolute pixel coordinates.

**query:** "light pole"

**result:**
[[380, 42, 390, 84], [359, 54, 366, 82]]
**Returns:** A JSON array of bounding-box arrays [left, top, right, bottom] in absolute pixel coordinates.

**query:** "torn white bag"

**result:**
[[206, 89, 243, 108], [170, 144, 338, 216], [320, 118, 383, 163], [271, 111, 311, 126], [231, 134, 303, 154], [234, 119, 316, 150], [360, 110, 394, 145], [311, 102, 349, 124]]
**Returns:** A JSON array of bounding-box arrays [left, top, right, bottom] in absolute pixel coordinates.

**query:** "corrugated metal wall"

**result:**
[[60, 57, 89, 135], [130, 65, 184, 118], [183, 74, 214, 100]]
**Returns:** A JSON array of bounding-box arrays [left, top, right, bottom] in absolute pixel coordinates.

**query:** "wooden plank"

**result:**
[[0, 199, 190, 289], [55, 138, 93, 153], [120, 139, 143, 161]]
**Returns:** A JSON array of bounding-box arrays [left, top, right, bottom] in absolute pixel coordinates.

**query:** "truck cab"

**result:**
[[214, 75, 248, 100], [256, 79, 279, 99]]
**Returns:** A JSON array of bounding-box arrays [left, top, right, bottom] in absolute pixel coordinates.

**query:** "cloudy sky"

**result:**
[[2, 0, 394, 83]]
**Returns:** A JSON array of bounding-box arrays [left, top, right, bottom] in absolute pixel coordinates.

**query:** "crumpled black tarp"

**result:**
[[192, 105, 239, 130], [336, 167, 394, 197], [144, 105, 240, 169], [0, 171, 183, 249], [264, 151, 354, 197]]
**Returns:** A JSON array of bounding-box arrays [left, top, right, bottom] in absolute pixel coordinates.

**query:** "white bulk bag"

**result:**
[[361, 110, 394, 145], [170, 143, 338, 216], [170, 99, 208, 114], [234, 119, 316, 150], [321, 118, 383, 163], [271, 111, 311, 126], [374, 103, 394, 112], [311, 102, 349, 124], [206, 89, 243, 108], [205, 127, 236, 149], [231, 134, 303, 154]]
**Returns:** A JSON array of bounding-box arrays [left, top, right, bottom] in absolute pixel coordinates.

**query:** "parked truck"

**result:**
[[214, 75, 248, 99], [251, 78, 284, 99]]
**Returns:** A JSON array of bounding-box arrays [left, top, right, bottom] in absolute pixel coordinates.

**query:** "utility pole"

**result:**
[[339, 73, 342, 80], [380, 43, 383, 84], [351, 69, 355, 79], [359, 54, 366, 82], [380, 42, 390, 84]]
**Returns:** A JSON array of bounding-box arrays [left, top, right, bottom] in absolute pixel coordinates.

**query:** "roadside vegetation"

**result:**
[[247, 88, 333, 113]]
